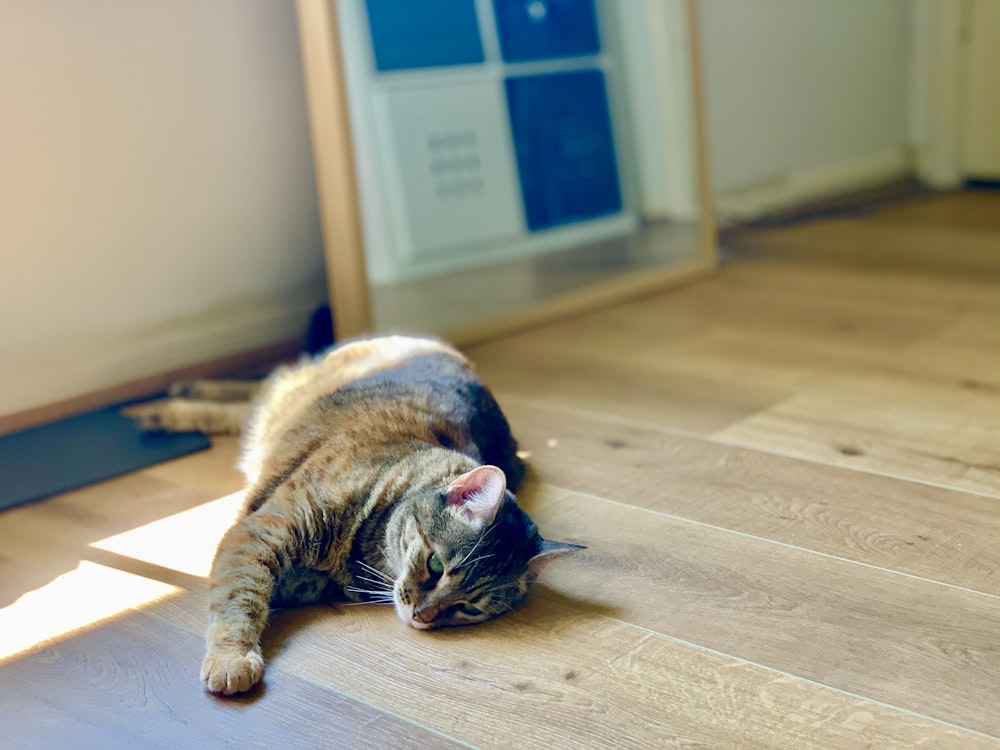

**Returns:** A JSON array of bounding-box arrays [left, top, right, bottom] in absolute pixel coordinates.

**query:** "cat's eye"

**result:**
[[442, 602, 484, 619], [427, 553, 445, 577]]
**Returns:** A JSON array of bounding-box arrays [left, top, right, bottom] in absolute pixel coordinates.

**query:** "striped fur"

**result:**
[[127, 335, 581, 695]]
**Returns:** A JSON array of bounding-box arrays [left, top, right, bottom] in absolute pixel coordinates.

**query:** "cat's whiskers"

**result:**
[[458, 553, 495, 569], [347, 582, 392, 594], [454, 523, 500, 570], [355, 573, 394, 591], [487, 580, 520, 592], [345, 585, 396, 600], [357, 560, 393, 584]]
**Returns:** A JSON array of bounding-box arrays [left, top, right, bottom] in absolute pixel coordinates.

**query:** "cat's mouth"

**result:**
[[393, 597, 445, 630], [410, 601, 442, 629], [392, 594, 429, 629]]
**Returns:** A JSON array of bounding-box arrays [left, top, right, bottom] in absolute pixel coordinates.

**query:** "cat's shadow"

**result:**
[[210, 679, 270, 705], [259, 581, 621, 662], [234, 588, 619, 700], [529, 583, 623, 621]]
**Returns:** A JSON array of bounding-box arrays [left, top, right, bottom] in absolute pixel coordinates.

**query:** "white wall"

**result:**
[[699, 0, 913, 214], [0, 1, 325, 417]]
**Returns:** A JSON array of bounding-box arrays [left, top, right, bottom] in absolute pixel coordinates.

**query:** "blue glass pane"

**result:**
[[505, 70, 622, 231], [366, 0, 485, 72], [493, 0, 600, 62]]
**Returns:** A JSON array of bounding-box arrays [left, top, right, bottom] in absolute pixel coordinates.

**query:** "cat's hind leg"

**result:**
[[168, 379, 261, 402], [122, 399, 250, 435]]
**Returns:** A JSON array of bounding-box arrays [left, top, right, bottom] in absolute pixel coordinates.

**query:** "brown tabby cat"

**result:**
[[126, 335, 582, 695]]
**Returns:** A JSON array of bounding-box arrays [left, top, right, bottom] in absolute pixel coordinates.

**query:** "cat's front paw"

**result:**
[[200, 647, 264, 695]]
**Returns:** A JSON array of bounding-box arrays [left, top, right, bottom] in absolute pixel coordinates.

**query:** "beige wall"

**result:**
[[0, 1, 325, 416], [962, 0, 1000, 178]]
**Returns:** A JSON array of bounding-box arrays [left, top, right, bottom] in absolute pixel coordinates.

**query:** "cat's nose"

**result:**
[[413, 603, 441, 624]]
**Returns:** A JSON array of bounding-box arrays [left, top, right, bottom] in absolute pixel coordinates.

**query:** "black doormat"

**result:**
[[0, 407, 210, 512]]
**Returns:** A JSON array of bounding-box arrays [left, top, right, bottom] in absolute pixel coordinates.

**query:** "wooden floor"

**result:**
[[2, 190, 999, 748]]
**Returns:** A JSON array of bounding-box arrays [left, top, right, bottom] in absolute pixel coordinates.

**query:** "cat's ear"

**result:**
[[526, 539, 586, 583], [445, 465, 507, 527]]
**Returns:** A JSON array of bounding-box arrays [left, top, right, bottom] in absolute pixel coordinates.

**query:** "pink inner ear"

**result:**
[[446, 466, 506, 526]]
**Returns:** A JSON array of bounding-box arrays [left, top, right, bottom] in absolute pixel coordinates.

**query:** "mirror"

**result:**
[[297, 0, 715, 344]]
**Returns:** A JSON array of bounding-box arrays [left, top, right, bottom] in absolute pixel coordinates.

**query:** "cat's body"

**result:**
[[127, 335, 579, 695]]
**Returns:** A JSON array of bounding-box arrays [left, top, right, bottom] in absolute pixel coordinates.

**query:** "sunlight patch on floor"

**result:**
[[0, 561, 176, 660], [90, 492, 244, 577]]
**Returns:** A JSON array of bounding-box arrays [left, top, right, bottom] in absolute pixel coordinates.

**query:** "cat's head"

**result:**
[[384, 465, 582, 629]]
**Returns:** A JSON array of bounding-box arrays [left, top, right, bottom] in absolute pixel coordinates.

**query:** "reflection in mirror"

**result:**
[[314, 0, 714, 341]]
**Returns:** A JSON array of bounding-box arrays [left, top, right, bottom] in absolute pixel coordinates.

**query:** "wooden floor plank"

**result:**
[[62, 487, 996, 747], [499, 399, 1000, 596], [471, 260, 1000, 498], [520, 486, 1000, 737], [717, 259, 1000, 316], [725, 216, 1000, 281], [898, 314, 1000, 391], [0, 473, 212, 607], [713, 374, 1000, 498], [140, 579, 994, 750], [621, 313, 1000, 395], [108, 485, 1000, 741], [470, 258, 994, 442], [471, 339, 791, 435], [0, 609, 460, 749], [867, 190, 1000, 233], [141, 435, 244, 498]]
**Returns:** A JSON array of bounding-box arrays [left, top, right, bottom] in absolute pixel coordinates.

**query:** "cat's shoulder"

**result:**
[[276, 335, 476, 403], [320, 335, 466, 371]]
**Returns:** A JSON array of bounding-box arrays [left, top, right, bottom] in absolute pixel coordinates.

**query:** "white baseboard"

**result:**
[[639, 191, 701, 222], [1, 283, 325, 417], [714, 148, 914, 223]]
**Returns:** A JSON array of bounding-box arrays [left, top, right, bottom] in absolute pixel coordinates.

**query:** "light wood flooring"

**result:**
[[1, 190, 998, 748]]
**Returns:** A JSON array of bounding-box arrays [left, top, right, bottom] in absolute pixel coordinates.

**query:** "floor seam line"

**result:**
[[123, 607, 478, 749], [532, 481, 1000, 601], [600, 615, 1000, 743], [500, 393, 1000, 502]]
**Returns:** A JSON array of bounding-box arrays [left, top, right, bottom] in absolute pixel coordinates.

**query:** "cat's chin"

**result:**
[[407, 619, 436, 631], [393, 600, 417, 627]]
